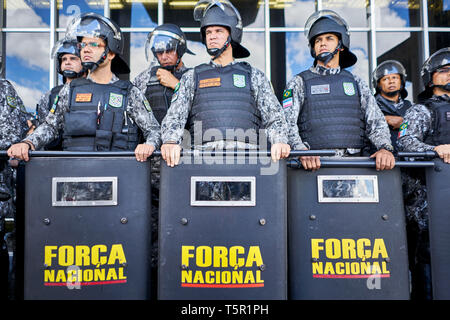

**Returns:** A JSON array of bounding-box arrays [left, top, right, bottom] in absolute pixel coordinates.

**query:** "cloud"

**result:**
[[9, 80, 44, 113]]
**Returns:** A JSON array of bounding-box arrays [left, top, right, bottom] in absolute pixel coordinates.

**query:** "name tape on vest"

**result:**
[[75, 93, 93, 102], [311, 84, 330, 95], [199, 77, 221, 88]]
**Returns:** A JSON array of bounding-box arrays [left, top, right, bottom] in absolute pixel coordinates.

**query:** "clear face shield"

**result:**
[[51, 38, 79, 60], [65, 13, 121, 43], [193, 0, 243, 30], [145, 31, 182, 63], [374, 60, 407, 82]]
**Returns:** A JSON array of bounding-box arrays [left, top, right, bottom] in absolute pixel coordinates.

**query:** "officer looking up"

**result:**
[[133, 23, 194, 124], [397, 47, 450, 299], [283, 10, 394, 171], [160, 0, 291, 167], [35, 38, 86, 150], [372, 60, 412, 150], [7, 13, 161, 162]]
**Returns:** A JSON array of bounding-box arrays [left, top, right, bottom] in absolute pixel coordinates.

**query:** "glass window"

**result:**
[[376, 32, 422, 102], [163, 0, 264, 28], [5, 0, 50, 28], [5, 33, 49, 113], [428, 0, 450, 27], [57, 0, 105, 29], [239, 32, 265, 71], [270, 0, 315, 28], [374, 0, 420, 27], [110, 1, 157, 29], [347, 32, 370, 86], [321, 0, 368, 28]]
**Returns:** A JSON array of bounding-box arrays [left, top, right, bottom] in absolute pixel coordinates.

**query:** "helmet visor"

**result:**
[[423, 47, 450, 74], [65, 13, 121, 42], [145, 32, 180, 62], [304, 9, 348, 37], [193, 0, 242, 30], [374, 60, 407, 81], [51, 39, 79, 59]]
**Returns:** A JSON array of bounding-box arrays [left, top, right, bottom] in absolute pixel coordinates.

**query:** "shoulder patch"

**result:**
[[283, 89, 292, 99], [233, 74, 246, 88], [143, 97, 152, 112], [398, 121, 408, 138], [6, 96, 17, 108]]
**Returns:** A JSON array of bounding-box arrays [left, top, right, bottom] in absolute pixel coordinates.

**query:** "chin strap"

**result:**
[[433, 83, 450, 92], [381, 89, 401, 98], [82, 47, 109, 72], [207, 36, 231, 61], [314, 40, 343, 66]]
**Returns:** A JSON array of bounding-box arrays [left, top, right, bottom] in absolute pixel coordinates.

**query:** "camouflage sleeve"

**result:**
[[282, 75, 308, 150], [397, 104, 435, 152], [25, 84, 69, 150], [131, 68, 151, 93], [36, 91, 51, 126], [161, 69, 195, 144], [250, 66, 289, 145], [354, 75, 393, 150], [0, 80, 30, 149], [126, 85, 161, 149]]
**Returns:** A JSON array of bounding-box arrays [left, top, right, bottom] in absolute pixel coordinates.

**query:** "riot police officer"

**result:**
[[35, 38, 86, 150], [133, 23, 194, 124], [7, 13, 161, 162], [372, 60, 412, 150], [283, 10, 395, 171], [398, 47, 450, 299], [161, 0, 291, 166], [0, 57, 30, 299]]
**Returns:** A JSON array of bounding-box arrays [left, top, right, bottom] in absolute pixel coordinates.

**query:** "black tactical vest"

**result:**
[[188, 62, 261, 145], [44, 85, 64, 150], [424, 96, 450, 145], [144, 66, 188, 124], [375, 94, 412, 150], [297, 69, 365, 149], [63, 78, 140, 151]]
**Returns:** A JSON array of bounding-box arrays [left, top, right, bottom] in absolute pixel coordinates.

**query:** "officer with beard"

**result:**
[[132, 24, 194, 293], [283, 10, 394, 171], [133, 23, 194, 124], [35, 38, 86, 150], [372, 60, 412, 150], [161, 0, 291, 166], [398, 47, 450, 299], [7, 13, 160, 162]]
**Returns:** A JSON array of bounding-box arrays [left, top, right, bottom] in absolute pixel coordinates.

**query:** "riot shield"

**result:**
[[287, 158, 411, 300], [425, 158, 450, 300], [22, 153, 152, 300], [158, 152, 288, 300]]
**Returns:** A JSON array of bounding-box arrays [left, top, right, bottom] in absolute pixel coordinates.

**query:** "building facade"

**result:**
[[1, 0, 449, 111]]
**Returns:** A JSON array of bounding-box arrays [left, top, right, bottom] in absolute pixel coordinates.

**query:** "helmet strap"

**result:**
[[207, 36, 231, 60], [314, 40, 343, 66], [82, 47, 109, 72]]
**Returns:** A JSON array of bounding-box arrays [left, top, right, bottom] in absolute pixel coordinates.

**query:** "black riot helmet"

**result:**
[[304, 10, 357, 68], [51, 38, 85, 79], [372, 60, 408, 99], [65, 12, 130, 74], [420, 47, 450, 98], [194, 0, 250, 59], [145, 23, 194, 71]]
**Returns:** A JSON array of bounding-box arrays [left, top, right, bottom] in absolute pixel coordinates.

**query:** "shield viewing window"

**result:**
[[52, 177, 118, 207], [317, 175, 379, 203], [191, 176, 256, 206]]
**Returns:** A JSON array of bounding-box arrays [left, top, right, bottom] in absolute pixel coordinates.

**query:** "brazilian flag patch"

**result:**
[[283, 89, 292, 99], [398, 122, 408, 138]]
